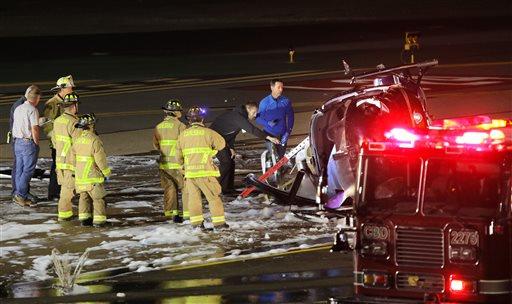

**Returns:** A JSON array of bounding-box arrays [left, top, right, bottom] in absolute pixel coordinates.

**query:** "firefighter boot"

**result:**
[[214, 223, 230, 231], [81, 218, 93, 226]]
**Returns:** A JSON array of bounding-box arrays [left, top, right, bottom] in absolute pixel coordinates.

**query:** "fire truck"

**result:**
[[333, 117, 512, 303]]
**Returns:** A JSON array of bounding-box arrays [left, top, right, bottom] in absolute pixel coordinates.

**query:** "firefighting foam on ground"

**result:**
[[1, 58, 511, 303], [1, 3, 512, 301]]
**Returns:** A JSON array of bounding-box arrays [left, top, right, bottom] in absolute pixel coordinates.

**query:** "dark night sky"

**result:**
[[1, 0, 511, 37]]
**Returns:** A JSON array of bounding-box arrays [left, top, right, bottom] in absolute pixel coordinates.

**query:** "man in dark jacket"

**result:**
[[211, 102, 280, 194]]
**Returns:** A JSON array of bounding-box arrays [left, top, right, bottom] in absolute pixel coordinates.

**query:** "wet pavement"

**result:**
[[0, 147, 345, 302], [3, 247, 354, 303]]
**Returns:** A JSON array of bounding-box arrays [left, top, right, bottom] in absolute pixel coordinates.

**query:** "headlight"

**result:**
[[363, 271, 390, 288], [450, 246, 477, 262], [361, 241, 388, 256]]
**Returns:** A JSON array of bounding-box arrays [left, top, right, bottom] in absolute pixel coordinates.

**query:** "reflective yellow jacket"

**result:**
[[43, 94, 64, 145], [153, 116, 187, 170], [176, 123, 226, 179], [51, 112, 79, 171], [71, 130, 111, 192]]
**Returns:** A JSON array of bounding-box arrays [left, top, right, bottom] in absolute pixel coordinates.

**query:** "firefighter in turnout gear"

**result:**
[[44, 75, 76, 200], [177, 106, 228, 230], [153, 99, 189, 222], [71, 114, 111, 227], [51, 92, 85, 221]]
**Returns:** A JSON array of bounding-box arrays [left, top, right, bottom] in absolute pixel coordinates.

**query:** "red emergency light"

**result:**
[[374, 117, 510, 152], [432, 116, 510, 131], [455, 132, 489, 145], [454, 129, 506, 145], [384, 128, 418, 148], [449, 275, 476, 294]]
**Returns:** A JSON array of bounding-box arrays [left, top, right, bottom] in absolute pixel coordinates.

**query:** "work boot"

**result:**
[[13, 195, 30, 207], [214, 223, 230, 231], [26, 192, 40, 204], [47, 195, 60, 202], [93, 222, 107, 228], [172, 215, 183, 223], [80, 218, 93, 226], [58, 216, 73, 222], [199, 223, 213, 232]]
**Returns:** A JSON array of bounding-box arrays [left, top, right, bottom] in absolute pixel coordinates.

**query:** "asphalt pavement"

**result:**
[[1, 15, 511, 303], [3, 245, 354, 303]]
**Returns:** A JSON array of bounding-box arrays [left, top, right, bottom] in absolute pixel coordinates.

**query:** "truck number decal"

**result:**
[[450, 230, 479, 246], [363, 225, 390, 240]]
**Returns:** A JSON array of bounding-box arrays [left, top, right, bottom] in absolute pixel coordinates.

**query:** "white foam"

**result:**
[[23, 255, 53, 281], [1, 222, 60, 241], [114, 201, 153, 208]]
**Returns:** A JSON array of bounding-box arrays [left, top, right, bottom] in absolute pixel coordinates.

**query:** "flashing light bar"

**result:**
[[371, 121, 509, 152], [455, 130, 506, 145], [455, 131, 489, 145], [435, 116, 510, 131], [476, 119, 508, 130], [384, 128, 418, 148]]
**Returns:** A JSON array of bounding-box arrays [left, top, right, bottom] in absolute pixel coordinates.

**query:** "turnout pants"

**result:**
[[216, 146, 235, 193], [160, 169, 189, 219], [57, 169, 76, 220], [186, 176, 225, 227], [78, 184, 107, 225]]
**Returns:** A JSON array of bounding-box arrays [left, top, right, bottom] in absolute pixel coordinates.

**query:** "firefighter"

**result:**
[[71, 114, 111, 227], [44, 75, 76, 201], [153, 99, 189, 222], [176, 107, 228, 230], [51, 92, 85, 221]]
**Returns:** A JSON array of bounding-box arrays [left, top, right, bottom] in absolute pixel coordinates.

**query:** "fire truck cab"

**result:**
[[338, 118, 512, 303]]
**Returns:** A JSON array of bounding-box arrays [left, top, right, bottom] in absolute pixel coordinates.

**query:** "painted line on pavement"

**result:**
[[0, 70, 322, 104], [162, 243, 332, 273], [73, 243, 332, 285], [0, 61, 510, 106], [53, 60, 512, 99]]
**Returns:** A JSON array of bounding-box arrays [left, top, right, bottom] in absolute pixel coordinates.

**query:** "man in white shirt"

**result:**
[[12, 85, 41, 207]]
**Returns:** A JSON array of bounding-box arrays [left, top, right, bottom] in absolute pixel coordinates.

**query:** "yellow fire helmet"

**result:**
[[162, 99, 183, 111], [62, 92, 79, 107], [51, 75, 75, 91], [75, 113, 97, 129]]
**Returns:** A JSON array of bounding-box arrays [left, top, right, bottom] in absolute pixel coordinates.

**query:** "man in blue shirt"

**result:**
[[255, 79, 294, 159]]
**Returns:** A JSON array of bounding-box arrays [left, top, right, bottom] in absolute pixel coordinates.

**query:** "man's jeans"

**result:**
[[11, 142, 16, 196], [14, 139, 39, 199]]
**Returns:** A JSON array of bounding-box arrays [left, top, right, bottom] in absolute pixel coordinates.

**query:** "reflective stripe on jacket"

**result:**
[[177, 123, 226, 179], [153, 116, 186, 170], [52, 112, 79, 171], [71, 130, 111, 192], [43, 94, 64, 144]]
